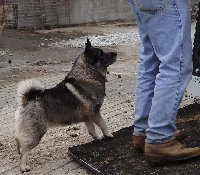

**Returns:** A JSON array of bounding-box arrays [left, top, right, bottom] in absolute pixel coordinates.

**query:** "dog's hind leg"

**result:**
[[85, 120, 101, 140], [20, 147, 32, 172], [19, 134, 44, 173], [17, 127, 46, 172], [90, 113, 113, 139]]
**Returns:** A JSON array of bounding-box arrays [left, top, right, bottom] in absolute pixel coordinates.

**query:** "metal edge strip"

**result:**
[[68, 150, 105, 175]]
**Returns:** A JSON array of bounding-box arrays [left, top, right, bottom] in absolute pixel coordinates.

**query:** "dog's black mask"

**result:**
[[84, 38, 117, 68]]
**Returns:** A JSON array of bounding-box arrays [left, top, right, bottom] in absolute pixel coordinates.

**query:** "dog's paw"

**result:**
[[93, 135, 102, 140], [105, 133, 113, 138], [20, 165, 31, 172]]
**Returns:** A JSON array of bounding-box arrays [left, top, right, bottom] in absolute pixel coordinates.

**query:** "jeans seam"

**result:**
[[170, 0, 184, 121], [146, 1, 184, 144], [128, 0, 143, 24]]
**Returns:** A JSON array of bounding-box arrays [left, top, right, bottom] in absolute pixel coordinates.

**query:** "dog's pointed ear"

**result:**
[[85, 38, 92, 49]]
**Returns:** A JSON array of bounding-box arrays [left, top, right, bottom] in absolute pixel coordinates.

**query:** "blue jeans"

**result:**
[[128, 0, 192, 143]]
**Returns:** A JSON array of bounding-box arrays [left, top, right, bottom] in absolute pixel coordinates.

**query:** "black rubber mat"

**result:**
[[68, 103, 200, 175]]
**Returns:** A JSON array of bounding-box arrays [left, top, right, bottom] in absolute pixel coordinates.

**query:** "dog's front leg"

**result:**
[[90, 113, 113, 139], [85, 120, 101, 140]]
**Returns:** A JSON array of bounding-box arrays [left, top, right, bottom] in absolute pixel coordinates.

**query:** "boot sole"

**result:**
[[145, 152, 200, 165]]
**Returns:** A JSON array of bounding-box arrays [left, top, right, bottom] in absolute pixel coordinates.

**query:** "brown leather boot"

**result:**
[[133, 135, 146, 153], [133, 130, 185, 153], [145, 140, 200, 164]]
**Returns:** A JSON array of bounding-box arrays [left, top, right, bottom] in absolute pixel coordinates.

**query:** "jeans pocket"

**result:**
[[135, 0, 170, 15]]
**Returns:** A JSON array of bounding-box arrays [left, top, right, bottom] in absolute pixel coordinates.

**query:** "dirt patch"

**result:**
[[0, 29, 88, 50], [69, 103, 200, 175]]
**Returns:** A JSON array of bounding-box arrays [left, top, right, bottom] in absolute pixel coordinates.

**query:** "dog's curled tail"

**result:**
[[17, 79, 45, 106]]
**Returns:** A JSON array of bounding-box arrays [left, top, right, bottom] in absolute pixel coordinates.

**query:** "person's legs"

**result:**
[[129, 0, 200, 163], [140, 0, 192, 143], [129, 0, 192, 143], [128, 0, 160, 137]]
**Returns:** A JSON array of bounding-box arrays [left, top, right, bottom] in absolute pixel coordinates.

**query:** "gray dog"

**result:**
[[15, 39, 117, 172]]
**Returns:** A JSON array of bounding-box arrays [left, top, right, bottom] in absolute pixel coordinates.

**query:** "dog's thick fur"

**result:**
[[15, 39, 117, 172]]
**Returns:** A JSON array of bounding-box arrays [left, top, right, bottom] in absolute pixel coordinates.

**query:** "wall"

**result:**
[[190, 0, 199, 6], [4, 0, 200, 29], [68, 0, 133, 25], [17, 0, 133, 28], [17, 0, 70, 28], [1, 0, 17, 27]]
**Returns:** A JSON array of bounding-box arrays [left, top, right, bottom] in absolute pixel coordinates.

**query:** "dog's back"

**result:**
[[36, 80, 84, 124], [16, 79, 88, 126]]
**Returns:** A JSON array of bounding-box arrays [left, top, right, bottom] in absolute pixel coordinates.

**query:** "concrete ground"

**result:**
[[0, 22, 195, 175]]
